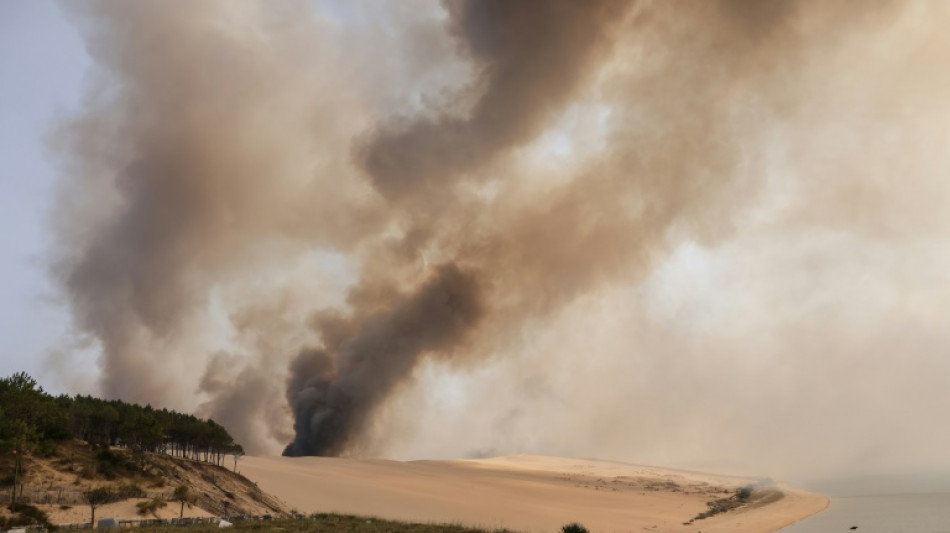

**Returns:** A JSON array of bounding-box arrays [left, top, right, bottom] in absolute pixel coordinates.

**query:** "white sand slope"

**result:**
[[240, 454, 826, 533]]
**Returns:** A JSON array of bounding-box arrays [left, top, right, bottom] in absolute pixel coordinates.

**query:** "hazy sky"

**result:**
[[0, 0, 91, 387], [4, 1, 950, 483]]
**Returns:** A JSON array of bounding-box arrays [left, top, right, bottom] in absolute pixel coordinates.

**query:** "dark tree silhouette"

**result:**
[[173, 485, 191, 519], [83, 487, 119, 527], [562, 524, 590, 533]]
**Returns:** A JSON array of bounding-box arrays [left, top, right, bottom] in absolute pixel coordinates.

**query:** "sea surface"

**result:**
[[779, 474, 950, 533]]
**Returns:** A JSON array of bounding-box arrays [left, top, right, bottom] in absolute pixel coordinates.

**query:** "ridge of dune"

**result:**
[[240, 454, 827, 533], [454, 454, 755, 484]]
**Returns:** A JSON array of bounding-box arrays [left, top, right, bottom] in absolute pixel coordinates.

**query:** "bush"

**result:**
[[94, 449, 139, 479], [35, 439, 59, 458], [7, 503, 51, 527], [136, 497, 168, 517], [562, 523, 590, 533], [96, 448, 118, 463], [120, 483, 147, 498]]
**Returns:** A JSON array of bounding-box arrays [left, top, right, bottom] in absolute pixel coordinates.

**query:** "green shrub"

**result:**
[[35, 439, 59, 458]]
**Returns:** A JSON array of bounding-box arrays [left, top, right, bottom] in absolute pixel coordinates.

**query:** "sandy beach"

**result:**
[[241, 455, 827, 533]]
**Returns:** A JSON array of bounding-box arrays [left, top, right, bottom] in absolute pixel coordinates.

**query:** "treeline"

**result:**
[[0, 372, 243, 466]]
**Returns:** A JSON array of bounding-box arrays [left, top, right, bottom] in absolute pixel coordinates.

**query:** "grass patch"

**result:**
[[132, 516, 517, 533]]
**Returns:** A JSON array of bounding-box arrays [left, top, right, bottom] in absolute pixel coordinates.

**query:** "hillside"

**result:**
[[0, 440, 290, 528], [0, 372, 291, 528]]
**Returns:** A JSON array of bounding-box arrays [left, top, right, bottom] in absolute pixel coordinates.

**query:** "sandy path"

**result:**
[[240, 455, 826, 533]]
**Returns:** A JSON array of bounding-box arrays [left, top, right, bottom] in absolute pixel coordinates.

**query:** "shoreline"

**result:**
[[778, 474, 950, 533], [240, 454, 827, 533]]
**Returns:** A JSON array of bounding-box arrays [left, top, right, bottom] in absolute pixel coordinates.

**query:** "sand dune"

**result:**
[[240, 455, 826, 533]]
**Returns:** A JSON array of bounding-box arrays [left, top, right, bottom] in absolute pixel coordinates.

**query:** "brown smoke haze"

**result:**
[[48, 0, 950, 480]]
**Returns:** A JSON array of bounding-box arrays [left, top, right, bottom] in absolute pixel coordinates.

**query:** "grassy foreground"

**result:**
[[133, 515, 519, 533]]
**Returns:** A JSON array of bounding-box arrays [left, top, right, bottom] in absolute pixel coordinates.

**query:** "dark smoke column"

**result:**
[[283, 265, 482, 456], [284, 0, 629, 456]]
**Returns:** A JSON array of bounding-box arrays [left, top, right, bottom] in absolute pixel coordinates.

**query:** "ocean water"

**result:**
[[779, 474, 950, 533]]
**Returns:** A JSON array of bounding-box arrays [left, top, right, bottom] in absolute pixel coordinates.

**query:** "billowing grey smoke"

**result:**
[[50, 0, 950, 477], [360, 0, 629, 200]]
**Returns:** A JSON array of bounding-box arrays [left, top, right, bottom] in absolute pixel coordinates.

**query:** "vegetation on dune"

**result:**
[[137, 496, 169, 517], [1, 510, 522, 533], [0, 371, 270, 522], [130, 516, 518, 533], [0, 503, 52, 530], [0, 371, 245, 494], [0, 372, 244, 468], [0, 436, 286, 521], [174, 485, 193, 519], [683, 483, 774, 525]]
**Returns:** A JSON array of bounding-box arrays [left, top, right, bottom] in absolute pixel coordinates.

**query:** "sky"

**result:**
[[3, 1, 950, 483], [0, 0, 92, 388]]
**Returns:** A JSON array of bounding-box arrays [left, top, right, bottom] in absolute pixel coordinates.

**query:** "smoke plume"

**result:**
[[284, 264, 482, 456], [361, 0, 629, 200], [282, 0, 632, 456], [49, 0, 950, 479]]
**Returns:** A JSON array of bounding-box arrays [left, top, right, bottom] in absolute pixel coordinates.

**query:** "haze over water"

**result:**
[[781, 475, 950, 533]]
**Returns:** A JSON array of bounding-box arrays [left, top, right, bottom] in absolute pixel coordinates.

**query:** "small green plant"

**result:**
[[562, 523, 590, 533]]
